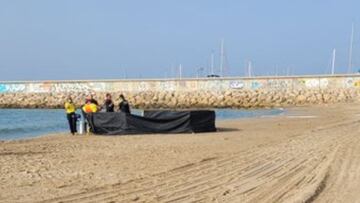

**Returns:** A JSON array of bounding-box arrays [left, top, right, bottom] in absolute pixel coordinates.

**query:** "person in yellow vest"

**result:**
[[64, 96, 77, 135], [82, 99, 98, 113], [81, 98, 98, 134]]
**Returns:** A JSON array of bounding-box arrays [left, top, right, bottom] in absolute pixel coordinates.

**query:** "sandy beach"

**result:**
[[1, 104, 360, 202]]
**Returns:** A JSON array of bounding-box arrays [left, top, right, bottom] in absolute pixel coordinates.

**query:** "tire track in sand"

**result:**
[[314, 125, 360, 203], [39, 119, 359, 203]]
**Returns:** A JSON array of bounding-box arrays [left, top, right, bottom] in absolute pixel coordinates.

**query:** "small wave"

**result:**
[[1, 126, 45, 135], [0, 124, 66, 137]]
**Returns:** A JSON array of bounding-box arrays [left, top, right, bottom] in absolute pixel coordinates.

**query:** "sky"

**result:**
[[0, 0, 360, 81]]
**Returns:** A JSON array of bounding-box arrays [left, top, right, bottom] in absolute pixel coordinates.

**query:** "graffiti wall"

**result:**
[[1, 75, 360, 94], [0, 82, 107, 93]]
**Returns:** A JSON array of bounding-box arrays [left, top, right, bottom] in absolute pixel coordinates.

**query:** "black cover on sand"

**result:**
[[87, 110, 216, 135]]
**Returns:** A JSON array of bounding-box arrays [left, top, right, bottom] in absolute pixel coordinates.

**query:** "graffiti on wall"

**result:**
[[158, 81, 176, 91], [197, 80, 223, 90], [304, 79, 319, 88], [47, 82, 106, 93], [1, 76, 360, 94], [137, 82, 149, 91], [0, 82, 106, 93], [343, 78, 360, 88], [184, 81, 198, 90], [25, 83, 49, 93], [298, 78, 329, 89], [0, 84, 26, 93], [319, 78, 329, 88], [229, 81, 244, 89], [344, 78, 353, 88], [228, 80, 265, 90], [355, 80, 360, 87], [250, 80, 263, 89], [108, 81, 177, 92], [267, 80, 291, 89]]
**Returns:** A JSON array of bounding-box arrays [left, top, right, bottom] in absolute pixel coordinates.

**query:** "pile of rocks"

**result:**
[[1, 88, 360, 109]]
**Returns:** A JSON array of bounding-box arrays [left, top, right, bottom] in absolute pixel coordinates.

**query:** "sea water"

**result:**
[[0, 108, 284, 141]]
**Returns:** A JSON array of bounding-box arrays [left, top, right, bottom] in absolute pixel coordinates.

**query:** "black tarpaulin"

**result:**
[[144, 110, 216, 133], [87, 110, 216, 135]]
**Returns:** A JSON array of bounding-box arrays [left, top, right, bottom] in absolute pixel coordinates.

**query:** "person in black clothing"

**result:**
[[84, 94, 99, 105], [89, 93, 99, 105], [103, 93, 114, 112], [119, 94, 131, 114]]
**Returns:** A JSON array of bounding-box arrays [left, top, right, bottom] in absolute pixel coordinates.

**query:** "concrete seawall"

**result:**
[[1, 74, 360, 109]]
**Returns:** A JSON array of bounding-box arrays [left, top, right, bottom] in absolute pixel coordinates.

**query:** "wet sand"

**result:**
[[1, 103, 360, 202]]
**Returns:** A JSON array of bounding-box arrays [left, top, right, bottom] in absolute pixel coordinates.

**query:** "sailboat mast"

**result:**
[[211, 52, 215, 75], [179, 64, 182, 79], [331, 48, 336, 75], [348, 23, 354, 73], [248, 61, 252, 77], [220, 39, 224, 77]]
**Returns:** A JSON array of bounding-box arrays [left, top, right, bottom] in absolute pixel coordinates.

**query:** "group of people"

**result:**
[[81, 93, 131, 114], [64, 93, 131, 135]]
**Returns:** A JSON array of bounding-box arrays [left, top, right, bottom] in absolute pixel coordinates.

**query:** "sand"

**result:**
[[1, 104, 360, 203]]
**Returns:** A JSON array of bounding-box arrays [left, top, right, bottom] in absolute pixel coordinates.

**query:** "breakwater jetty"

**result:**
[[1, 74, 360, 109]]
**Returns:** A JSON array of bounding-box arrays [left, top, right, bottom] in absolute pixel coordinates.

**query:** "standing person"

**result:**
[[82, 99, 98, 113], [82, 99, 98, 134], [85, 93, 99, 105], [119, 94, 131, 114], [64, 96, 77, 135], [90, 93, 99, 105], [103, 93, 114, 112], [83, 93, 99, 110]]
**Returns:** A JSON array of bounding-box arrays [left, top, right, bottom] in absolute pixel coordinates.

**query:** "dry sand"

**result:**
[[1, 104, 360, 203]]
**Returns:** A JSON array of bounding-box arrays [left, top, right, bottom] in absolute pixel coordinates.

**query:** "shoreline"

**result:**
[[0, 107, 286, 142], [0, 104, 330, 143], [1, 103, 360, 202]]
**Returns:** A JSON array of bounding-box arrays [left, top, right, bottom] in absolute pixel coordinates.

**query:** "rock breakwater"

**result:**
[[1, 88, 359, 109]]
